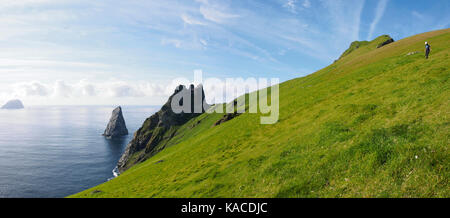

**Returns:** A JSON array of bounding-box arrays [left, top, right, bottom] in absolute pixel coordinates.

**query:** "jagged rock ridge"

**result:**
[[103, 106, 128, 138], [1, 99, 24, 109], [117, 84, 208, 173]]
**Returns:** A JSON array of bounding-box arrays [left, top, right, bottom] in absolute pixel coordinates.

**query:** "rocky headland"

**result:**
[[117, 84, 208, 173]]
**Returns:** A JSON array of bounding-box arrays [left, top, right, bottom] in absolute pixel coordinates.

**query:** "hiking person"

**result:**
[[425, 42, 431, 59]]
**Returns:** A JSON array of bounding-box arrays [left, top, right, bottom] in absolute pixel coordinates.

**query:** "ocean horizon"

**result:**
[[0, 105, 159, 198]]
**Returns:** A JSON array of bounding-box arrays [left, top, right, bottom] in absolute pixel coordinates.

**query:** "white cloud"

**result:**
[[367, 0, 389, 40], [197, 1, 239, 23], [53, 80, 73, 97], [76, 80, 96, 96], [0, 80, 172, 101], [199, 7, 239, 23], [199, 39, 208, 46], [284, 0, 310, 13], [302, 0, 311, 8], [12, 81, 51, 97], [284, 0, 297, 13], [105, 82, 145, 98]]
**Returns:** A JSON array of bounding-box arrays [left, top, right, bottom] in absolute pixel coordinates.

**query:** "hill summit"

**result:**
[[339, 35, 394, 59]]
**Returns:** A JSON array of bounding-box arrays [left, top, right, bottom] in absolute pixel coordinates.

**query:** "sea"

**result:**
[[0, 105, 159, 198]]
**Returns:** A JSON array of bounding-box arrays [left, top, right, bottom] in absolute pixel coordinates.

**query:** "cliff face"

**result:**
[[117, 84, 208, 173], [1, 99, 24, 109], [103, 106, 128, 138]]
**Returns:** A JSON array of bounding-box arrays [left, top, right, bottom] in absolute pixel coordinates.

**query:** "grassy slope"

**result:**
[[72, 29, 449, 198]]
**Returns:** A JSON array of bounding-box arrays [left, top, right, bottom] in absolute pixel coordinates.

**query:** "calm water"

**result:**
[[0, 105, 158, 198]]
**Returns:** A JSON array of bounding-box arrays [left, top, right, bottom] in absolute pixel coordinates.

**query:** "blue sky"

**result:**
[[0, 0, 448, 105]]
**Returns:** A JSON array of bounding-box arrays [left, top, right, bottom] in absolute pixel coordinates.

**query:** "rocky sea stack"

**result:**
[[103, 106, 128, 138], [1, 99, 24, 110], [117, 84, 208, 173]]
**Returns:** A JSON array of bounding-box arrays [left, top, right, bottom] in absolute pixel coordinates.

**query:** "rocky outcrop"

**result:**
[[103, 106, 128, 138], [377, 36, 394, 48], [213, 112, 241, 127], [117, 84, 208, 173], [338, 35, 395, 60], [1, 99, 24, 109]]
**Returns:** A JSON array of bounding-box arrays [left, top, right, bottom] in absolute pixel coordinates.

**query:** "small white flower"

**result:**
[[415, 155, 418, 159]]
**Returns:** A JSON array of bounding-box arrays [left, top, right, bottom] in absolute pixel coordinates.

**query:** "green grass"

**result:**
[[71, 29, 450, 198]]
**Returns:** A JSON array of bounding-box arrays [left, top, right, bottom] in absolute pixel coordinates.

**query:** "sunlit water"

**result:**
[[0, 105, 158, 198]]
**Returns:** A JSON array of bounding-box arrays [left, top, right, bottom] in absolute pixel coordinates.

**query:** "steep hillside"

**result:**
[[72, 29, 449, 198]]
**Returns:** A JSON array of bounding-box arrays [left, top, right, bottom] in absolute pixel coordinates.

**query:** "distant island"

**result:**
[[1, 99, 24, 110]]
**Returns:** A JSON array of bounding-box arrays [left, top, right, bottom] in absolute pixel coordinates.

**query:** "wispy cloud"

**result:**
[[320, 0, 365, 40], [197, 0, 239, 23], [283, 0, 311, 13], [367, 0, 389, 40], [302, 0, 311, 9], [181, 14, 207, 26], [284, 0, 297, 13], [411, 11, 425, 20]]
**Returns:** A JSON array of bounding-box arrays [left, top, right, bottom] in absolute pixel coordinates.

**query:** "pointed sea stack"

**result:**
[[103, 106, 128, 138], [1, 99, 24, 110]]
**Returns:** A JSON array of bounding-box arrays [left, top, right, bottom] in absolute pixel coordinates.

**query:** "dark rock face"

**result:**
[[377, 37, 394, 48], [103, 106, 128, 138], [1, 99, 24, 109], [117, 84, 208, 173], [213, 111, 241, 127]]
